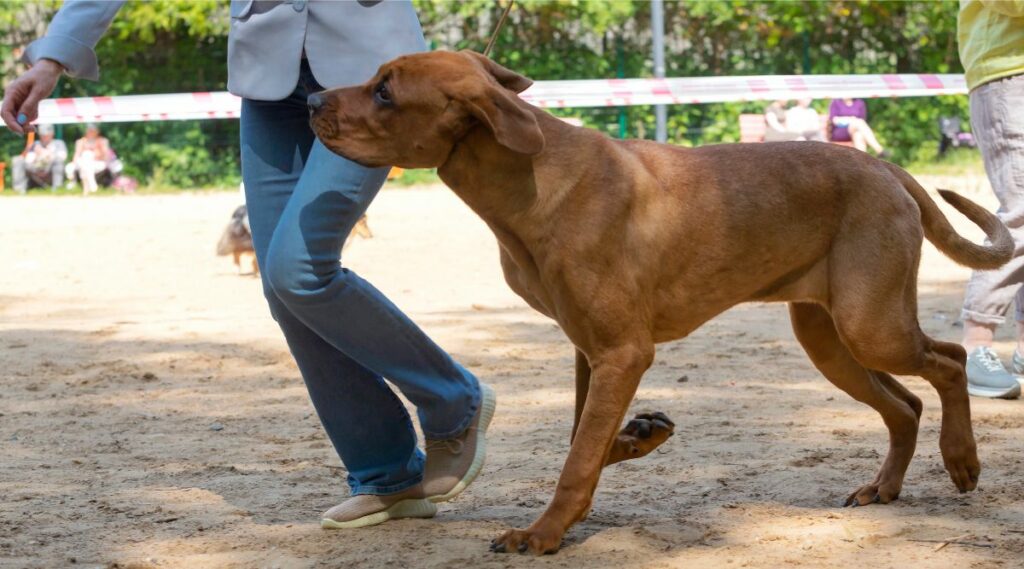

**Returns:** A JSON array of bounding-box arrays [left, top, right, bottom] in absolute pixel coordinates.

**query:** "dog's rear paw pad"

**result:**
[[612, 411, 675, 462]]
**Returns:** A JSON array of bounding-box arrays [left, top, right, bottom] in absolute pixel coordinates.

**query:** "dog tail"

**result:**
[[890, 165, 1012, 270]]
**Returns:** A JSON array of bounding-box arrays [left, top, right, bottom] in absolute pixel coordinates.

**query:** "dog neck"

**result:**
[[438, 111, 576, 231], [439, 114, 574, 315], [438, 125, 539, 224]]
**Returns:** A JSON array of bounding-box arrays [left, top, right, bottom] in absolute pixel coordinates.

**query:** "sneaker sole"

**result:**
[[1012, 373, 1024, 389], [967, 382, 1021, 399], [320, 498, 437, 529], [428, 383, 497, 504]]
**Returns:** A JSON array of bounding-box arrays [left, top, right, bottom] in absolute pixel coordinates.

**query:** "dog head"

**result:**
[[308, 50, 545, 168]]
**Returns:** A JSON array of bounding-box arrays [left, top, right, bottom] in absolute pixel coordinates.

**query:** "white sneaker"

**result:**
[[966, 346, 1021, 399], [1010, 349, 1024, 390]]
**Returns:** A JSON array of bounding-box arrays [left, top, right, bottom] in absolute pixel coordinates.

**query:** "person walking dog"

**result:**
[[1, 0, 496, 527], [956, 0, 1024, 399]]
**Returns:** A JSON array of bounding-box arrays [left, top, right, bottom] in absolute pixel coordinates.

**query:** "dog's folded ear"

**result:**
[[458, 88, 545, 155], [459, 50, 533, 93], [451, 51, 544, 156]]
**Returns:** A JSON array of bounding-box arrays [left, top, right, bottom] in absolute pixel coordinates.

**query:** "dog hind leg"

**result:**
[[789, 302, 920, 506], [829, 273, 979, 494]]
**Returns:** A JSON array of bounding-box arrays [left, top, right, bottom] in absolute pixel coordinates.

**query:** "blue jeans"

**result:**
[[240, 62, 480, 496]]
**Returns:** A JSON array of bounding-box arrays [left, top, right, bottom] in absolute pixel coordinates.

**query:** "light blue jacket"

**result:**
[[22, 0, 427, 100]]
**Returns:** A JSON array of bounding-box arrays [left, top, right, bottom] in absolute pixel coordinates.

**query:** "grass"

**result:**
[[388, 168, 442, 187], [2, 147, 986, 197], [906, 147, 986, 178]]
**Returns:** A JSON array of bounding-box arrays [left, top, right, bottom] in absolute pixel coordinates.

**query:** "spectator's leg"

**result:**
[[78, 154, 99, 195], [962, 318, 998, 351], [850, 128, 868, 152], [961, 76, 1024, 348], [802, 129, 824, 142], [1015, 288, 1024, 356], [64, 162, 76, 189], [50, 158, 64, 192], [11, 156, 28, 194], [92, 162, 110, 187], [849, 118, 885, 154], [78, 161, 92, 195]]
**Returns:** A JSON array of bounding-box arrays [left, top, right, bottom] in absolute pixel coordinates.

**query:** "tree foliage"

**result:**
[[1, 0, 968, 188], [420, 0, 966, 163]]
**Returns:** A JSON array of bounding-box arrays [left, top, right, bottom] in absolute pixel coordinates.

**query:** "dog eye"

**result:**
[[374, 82, 393, 105]]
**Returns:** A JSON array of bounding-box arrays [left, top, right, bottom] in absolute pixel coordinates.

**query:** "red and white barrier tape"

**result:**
[[33, 91, 241, 124], [521, 73, 967, 109], [26, 73, 966, 124]]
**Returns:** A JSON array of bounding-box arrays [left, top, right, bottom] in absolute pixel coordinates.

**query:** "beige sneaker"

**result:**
[[422, 382, 497, 503], [321, 484, 437, 529]]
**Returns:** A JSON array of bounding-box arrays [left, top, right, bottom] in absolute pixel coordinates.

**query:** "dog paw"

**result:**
[[489, 528, 562, 556], [843, 482, 900, 507], [941, 444, 980, 493], [609, 411, 675, 463]]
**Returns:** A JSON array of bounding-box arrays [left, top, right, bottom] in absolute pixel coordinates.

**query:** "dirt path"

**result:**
[[1, 177, 1021, 568]]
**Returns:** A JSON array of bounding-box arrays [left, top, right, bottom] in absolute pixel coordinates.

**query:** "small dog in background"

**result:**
[[216, 206, 374, 276], [345, 214, 374, 251], [216, 205, 258, 275]]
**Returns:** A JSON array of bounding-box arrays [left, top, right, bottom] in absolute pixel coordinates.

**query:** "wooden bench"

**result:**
[[739, 113, 854, 147]]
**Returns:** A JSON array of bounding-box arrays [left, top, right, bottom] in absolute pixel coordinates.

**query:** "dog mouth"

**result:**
[[309, 115, 338, 143], [309, 115, 390, 169], [316, 134, 383, 169], [309, 118, 352, 158]]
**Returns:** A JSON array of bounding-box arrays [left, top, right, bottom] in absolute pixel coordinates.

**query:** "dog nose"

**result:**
[[307, 93, 325, 112]]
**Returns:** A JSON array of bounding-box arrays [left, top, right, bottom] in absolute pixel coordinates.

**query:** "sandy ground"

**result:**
[[1, 174, 1022, 569]]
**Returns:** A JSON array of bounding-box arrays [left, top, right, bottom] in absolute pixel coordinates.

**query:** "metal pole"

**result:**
[[617, 35, 627, 139], [802, 31, 811, 74], [651, 0, 667, 142]]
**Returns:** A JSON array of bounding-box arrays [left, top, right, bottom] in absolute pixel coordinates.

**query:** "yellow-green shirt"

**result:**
[[958, 0, 1024, 90]]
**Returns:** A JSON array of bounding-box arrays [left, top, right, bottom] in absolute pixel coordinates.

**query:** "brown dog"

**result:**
[[308, 50, 1012, 555], [217, 206, 373, 276], [216, 205, 258, 275], [343, 214, 374, 251]]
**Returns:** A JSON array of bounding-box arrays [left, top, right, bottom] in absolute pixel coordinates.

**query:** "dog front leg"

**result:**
[[572, 348, 673, 464], [492, 342, 653, 555]]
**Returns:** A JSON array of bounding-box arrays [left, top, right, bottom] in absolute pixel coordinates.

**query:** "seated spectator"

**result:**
[[828, 98, 890, 158], [785, 98, 825, 141], [65, 123, 113, 195], [11, 123, 67, 193], [763, 99, 800, 142]]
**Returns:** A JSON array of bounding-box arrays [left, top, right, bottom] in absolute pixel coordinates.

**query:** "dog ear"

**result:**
[[459, 50, 533, 93], [450, 52, 543, 155], [458, 85, 545, 155]]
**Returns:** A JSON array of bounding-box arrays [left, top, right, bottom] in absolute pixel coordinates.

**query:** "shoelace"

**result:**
[[425, 437, 464, 455], [976, 347, 1007, 373]]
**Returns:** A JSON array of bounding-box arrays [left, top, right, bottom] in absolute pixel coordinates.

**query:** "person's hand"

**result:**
[[1, 59, 63, 135]]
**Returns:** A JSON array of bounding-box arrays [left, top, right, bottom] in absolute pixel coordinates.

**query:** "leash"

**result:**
[[483, 0, 514, 58]]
